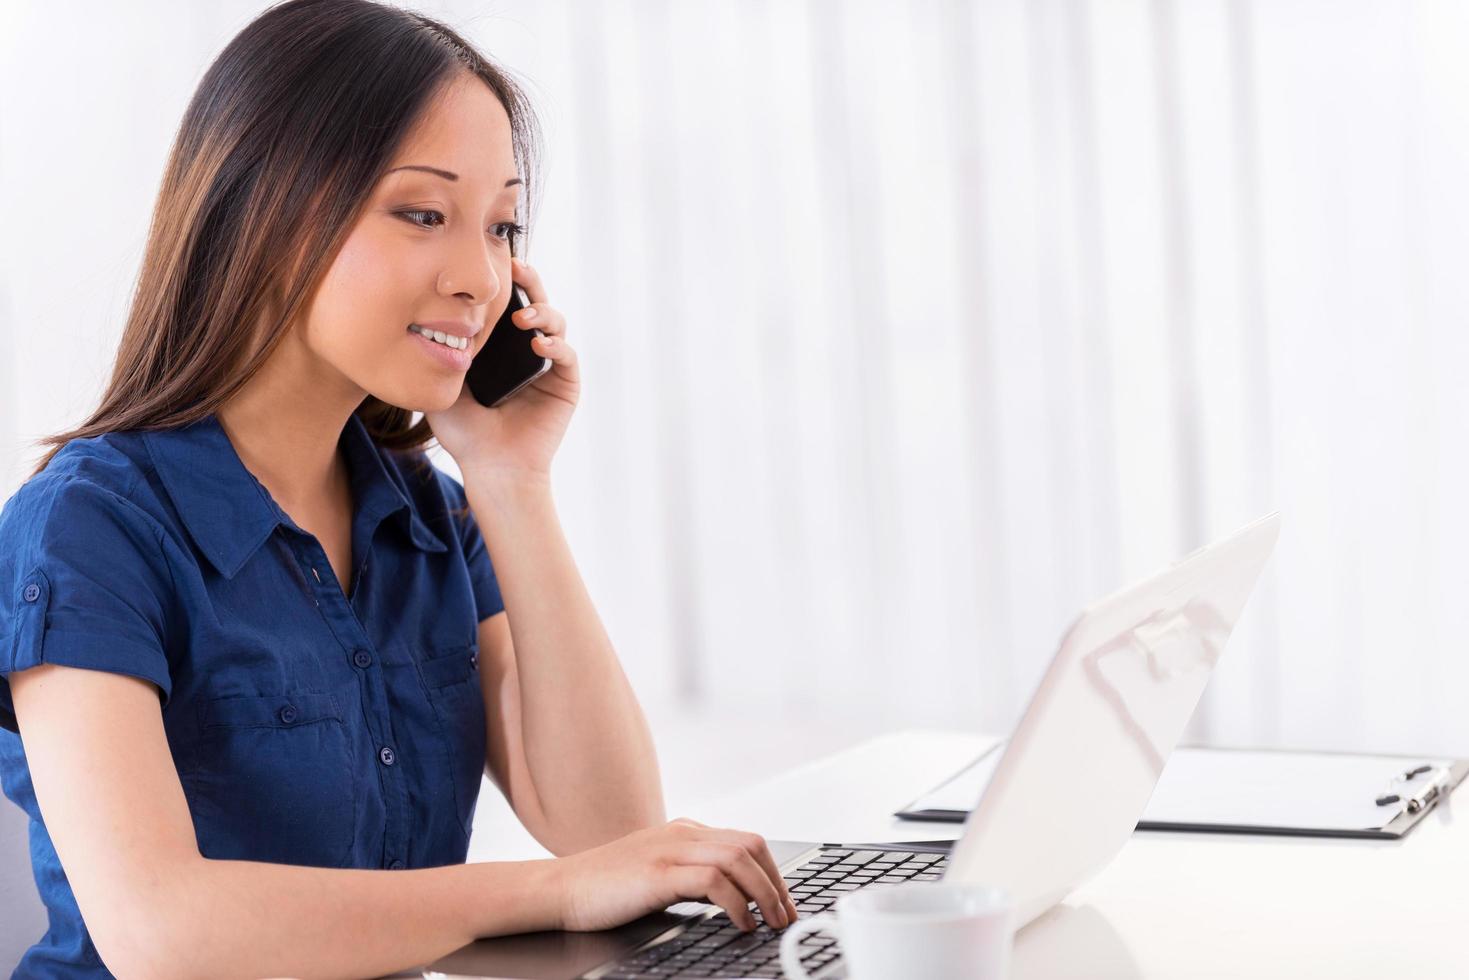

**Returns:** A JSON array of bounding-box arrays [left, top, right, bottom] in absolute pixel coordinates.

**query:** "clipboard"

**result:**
[[894, 742, 1469, 840]]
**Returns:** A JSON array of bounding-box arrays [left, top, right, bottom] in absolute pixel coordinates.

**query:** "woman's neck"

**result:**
[[216, 327, 365, 510]]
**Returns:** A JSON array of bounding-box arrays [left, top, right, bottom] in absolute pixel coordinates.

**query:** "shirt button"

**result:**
[[352, 649, 372, 669], [279, 704, 298, 724], [379, 746, 396, 766], [388, 859, 405, 870], [22, 583, 40, 603]]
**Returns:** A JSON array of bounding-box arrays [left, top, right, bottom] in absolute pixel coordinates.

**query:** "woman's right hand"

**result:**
[[551, 816, 801, 934]]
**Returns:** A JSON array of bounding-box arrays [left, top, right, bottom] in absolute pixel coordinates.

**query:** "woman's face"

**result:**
[[299, 74, 521, 413]]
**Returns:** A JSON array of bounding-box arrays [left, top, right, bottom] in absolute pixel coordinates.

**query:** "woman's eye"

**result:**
[[491, 222, 524, 244], [398, 209, 445, 229]]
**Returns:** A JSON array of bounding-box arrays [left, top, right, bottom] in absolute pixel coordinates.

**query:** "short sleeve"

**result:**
[[434, 469, 506, 623], [0, 478, 175, 734]]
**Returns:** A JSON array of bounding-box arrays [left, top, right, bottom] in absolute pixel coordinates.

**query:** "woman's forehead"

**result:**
[[400, 75, 513, 160]]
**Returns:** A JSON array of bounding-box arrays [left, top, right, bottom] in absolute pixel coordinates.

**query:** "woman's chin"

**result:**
[[369, 379, 464, 415], [416, 380, 468, 414]]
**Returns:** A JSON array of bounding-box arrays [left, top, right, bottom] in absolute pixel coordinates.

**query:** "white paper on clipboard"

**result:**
[[901, 744, 1457, 834]]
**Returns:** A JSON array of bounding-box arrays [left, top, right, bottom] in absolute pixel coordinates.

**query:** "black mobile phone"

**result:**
[[466, 281, 552, 407]]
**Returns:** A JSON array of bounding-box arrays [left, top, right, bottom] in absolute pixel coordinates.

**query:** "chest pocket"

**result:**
[[179, 692, 357, 868], [416, 645, 487, 842]]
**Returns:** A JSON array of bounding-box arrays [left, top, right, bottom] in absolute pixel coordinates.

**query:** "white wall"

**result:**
[[4, 0, 1469, 763]]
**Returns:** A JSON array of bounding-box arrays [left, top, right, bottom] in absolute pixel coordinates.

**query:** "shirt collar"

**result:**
[[143, 411, 447, 579]]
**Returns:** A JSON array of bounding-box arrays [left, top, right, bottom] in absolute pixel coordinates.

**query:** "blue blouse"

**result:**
[[0, 411, 505, 977]]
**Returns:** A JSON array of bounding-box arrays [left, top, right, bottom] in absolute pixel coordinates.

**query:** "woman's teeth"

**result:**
[[409, 324, 469, 350]]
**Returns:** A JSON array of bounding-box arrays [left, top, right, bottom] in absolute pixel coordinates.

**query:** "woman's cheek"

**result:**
[[315, 237, 417, 353]]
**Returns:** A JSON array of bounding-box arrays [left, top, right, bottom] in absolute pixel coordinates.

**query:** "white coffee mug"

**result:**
[[778, 881, 1014, 980]]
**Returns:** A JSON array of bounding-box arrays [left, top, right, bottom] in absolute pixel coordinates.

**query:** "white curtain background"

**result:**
[[3, 0, 1469, 761]]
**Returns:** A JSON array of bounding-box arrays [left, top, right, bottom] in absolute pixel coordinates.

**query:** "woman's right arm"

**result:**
[[11, 662, 796, 980]]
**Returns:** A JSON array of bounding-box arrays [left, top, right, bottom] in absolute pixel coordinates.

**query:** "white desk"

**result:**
[[681, 729, 1468, 980]]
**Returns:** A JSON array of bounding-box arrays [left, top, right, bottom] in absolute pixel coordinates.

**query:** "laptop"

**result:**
[[415, 512, 1282, 979]]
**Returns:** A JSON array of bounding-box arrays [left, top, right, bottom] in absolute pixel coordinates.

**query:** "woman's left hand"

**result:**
[[424, 257, 579, 486]]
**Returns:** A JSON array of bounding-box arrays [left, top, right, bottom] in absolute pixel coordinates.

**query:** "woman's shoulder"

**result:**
[[2, 430, 167, 552]]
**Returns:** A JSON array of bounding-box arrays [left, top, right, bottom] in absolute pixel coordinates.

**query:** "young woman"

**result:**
[[0, 1, 796, 975]]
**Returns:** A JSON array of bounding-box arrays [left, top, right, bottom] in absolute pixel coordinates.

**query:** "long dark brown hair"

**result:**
[[28, 0, 542, 479]]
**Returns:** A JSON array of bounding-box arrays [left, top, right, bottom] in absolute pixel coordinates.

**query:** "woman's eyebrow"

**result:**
[[385, 164, 522, 188]]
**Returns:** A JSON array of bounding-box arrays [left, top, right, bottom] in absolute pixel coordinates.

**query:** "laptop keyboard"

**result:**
[[590, 846, 949, 979]]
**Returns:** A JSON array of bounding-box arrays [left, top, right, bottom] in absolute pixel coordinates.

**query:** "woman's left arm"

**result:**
[[468, 475, 667, 856], [425, 256, 666, 856]]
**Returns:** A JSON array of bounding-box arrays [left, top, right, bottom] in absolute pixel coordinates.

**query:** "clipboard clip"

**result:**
[[1374, 763, 1452, 814]]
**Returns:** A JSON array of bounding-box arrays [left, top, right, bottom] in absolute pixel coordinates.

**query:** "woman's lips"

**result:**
[[407, 324, 473, 370]]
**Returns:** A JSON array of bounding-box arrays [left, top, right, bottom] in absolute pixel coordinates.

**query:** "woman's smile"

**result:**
[[408, 323, 474, 370], [408, 323, 470, 350]]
